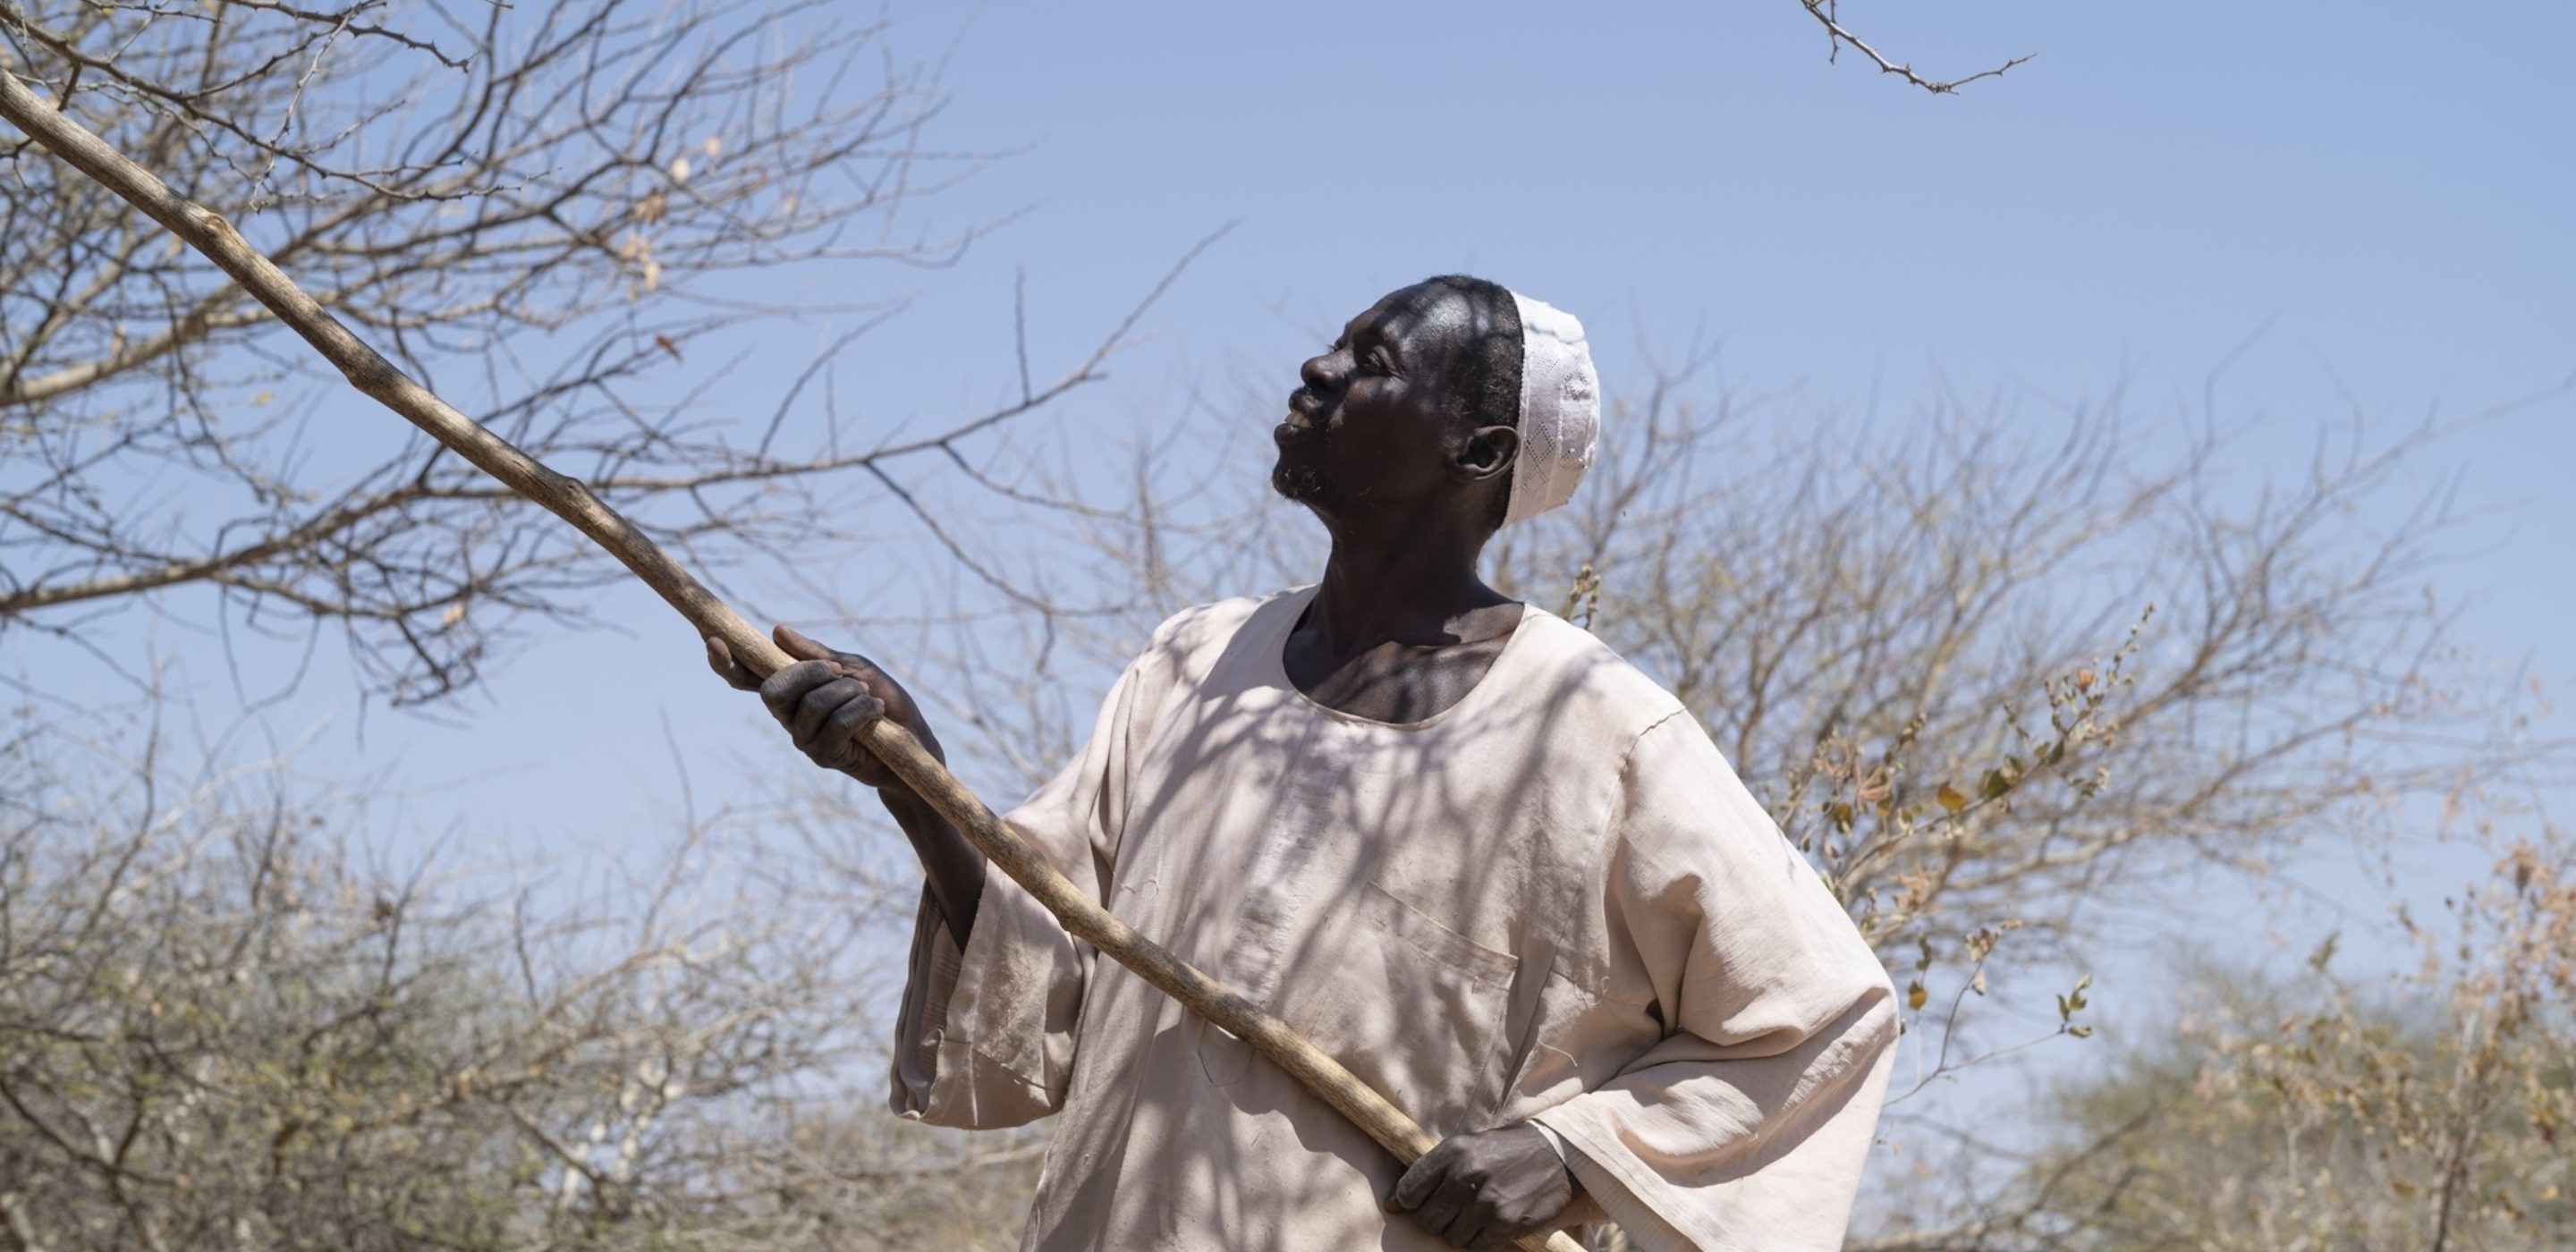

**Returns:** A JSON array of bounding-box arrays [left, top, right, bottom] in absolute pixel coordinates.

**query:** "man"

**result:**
[[710, 277, 1896, 1250]]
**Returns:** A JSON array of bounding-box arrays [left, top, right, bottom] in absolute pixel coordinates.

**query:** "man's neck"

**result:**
[[1302, 530, 1516, 657]]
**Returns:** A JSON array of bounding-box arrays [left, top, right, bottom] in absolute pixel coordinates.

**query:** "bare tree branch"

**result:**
[[1800, 1, 2031, 94], [0, 0, 1205, 705]]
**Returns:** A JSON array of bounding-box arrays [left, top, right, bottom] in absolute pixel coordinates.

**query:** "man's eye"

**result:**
[[1360, 348, 1391, 374]]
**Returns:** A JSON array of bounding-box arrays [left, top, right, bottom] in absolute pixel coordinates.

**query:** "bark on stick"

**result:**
[[0, 63, 1582, 1252]]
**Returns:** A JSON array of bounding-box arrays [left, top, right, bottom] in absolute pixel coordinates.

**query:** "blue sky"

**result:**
[[14, 0, 2572, 1170], [851, 0, 2574, 725], [894, 2, 2571, 398]]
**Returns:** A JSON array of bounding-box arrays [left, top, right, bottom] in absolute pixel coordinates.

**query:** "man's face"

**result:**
[[1273, 283, 1496, 520]]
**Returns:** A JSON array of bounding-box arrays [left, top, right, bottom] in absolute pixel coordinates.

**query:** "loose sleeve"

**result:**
[[1531, 712, 1898, 1251], [889, 640, 1170, 1129]]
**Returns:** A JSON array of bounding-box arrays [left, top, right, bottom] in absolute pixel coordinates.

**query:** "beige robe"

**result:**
[[894, 588, 1896, 1251]]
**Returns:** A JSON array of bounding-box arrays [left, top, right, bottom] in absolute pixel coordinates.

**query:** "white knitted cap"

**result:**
[[1502, 291, 1600, 526]]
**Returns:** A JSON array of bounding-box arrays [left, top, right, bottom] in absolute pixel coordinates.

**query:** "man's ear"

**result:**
[[1457, 425, 1521, 485]]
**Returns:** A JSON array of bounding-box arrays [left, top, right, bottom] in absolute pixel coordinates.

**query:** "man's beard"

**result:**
[[1271, 438, 1327, 503], [1272, 457, 1327, 503]]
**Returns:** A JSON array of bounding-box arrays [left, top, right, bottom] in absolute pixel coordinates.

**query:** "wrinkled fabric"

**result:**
[[1501, 289, 1600, 526], [893, 587, 1896, 1251]]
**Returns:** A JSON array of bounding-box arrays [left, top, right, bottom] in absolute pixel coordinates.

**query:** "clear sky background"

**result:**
[[15, 0, 2573, 1181]]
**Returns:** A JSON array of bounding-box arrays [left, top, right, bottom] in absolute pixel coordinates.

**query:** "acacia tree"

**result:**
[[1497, 375, 2554, 1103], [0, 685, 1058, 1250], [1896, 815, 2574, 1252], [0, 0, 1189, 706]]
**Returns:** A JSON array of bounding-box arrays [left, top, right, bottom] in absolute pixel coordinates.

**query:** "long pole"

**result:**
[[0, 63, 1584, 1252]]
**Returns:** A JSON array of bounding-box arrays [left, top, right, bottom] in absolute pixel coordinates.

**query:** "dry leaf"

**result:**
[[1936, 782, 1968, 813], [1856, 768, 1891, 804]]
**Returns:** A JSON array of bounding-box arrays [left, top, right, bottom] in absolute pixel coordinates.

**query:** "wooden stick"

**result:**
[[0, 64, 1584, 1252]]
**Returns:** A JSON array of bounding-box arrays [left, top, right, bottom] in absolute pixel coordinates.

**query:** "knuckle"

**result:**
[[800, 681, 850, 717], [761, 664, 820, 705]]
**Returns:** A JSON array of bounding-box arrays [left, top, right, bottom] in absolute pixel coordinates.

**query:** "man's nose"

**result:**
[[1299, 350, 1343, 395]]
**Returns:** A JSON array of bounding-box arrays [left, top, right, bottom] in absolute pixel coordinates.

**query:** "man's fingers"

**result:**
[[789, 678, 866, 745], [1416, 1175, 1476, 1246], [774, 625, 897, 701], [758, 659, 838, 720], [822, 687, 886, 747], [1390, 1148, 1447, 1211], [774, 622, 839, 662], [1446, 1213, 1497, 1251], [705, 637, 760, 690]]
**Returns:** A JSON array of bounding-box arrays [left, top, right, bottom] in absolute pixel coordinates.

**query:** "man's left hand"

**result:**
[[1387, 1124, 1580, 1249]]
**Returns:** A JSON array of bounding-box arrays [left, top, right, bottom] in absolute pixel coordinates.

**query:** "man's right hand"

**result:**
[[707, 624, 944, 793]]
